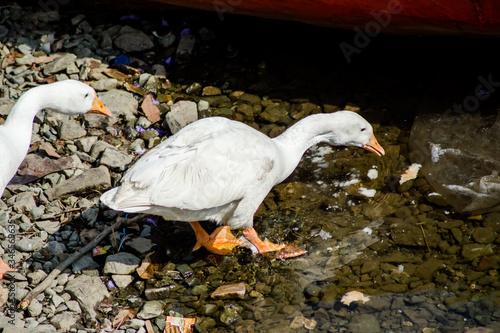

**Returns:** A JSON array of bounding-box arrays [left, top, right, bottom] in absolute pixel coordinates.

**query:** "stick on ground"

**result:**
[[19, 214, 145, 309]]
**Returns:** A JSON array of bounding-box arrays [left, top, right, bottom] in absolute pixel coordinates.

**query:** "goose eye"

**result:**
[[84, 93, 89, 98], [361, 127, 366, 132]]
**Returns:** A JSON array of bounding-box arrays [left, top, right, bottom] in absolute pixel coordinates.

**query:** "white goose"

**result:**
[[101, 111, 385, 257], [0, 80, 111, 198]]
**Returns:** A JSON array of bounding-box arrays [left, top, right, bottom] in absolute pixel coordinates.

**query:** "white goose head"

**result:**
[[317, 111, 385, 156], [38, 80, 111, 117]]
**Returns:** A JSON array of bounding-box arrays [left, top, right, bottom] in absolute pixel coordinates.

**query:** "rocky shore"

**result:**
[[1, 1, 500, 333]]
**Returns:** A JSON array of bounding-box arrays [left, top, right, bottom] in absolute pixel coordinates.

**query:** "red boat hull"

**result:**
[[131, 0, 500, 36]]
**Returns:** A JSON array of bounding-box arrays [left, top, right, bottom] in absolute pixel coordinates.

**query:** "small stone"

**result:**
[[462, 243, 494, 260], [165, 100, 198, 134], [290, 315, 317, 330], [211, 282, 246, 299], [58, 119, 87, 140], [202, 86, 222, 96], [28, 298, 43, 317], [90, 78, 117, 91], [103, 252, 141, 275], [137, 300, 164, 319], [472, 227, 496, 244], [27, 269, 48, 285], [15, 237, 43, 252], [75, 136, 98, 153], [114, 29, 154, 52], [112, 274, 135, 289], [347, 313, 381, 333], [44, 165, 111, 200], [35, 221, 60, 234], [414, 258, 445, 280], [43, 53, 77, 75], [99, 147, 133, 171], [126, 237, 155, 256], [65, 275, 110, 322], [50, 311, 79, 331]]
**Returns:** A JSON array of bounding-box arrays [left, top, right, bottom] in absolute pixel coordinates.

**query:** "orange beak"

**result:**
[[87, 93, 112, 117], [363, 134, 385, 156]]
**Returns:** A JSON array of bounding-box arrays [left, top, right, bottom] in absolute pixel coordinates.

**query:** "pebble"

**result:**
[[103, 252, 141, 274], [137, 300, 165, 319]]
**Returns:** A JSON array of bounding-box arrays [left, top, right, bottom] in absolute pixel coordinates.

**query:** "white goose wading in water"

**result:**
[[0, 79, 111, 277], [100, 111, 385, 258]]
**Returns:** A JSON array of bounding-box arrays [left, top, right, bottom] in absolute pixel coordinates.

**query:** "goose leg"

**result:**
[[241, 227, 286, 253], [189, 222, 242, 255], [242, 227, 307, 259]]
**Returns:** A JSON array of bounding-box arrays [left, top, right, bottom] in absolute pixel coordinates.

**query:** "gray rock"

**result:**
[[42, 53, 77, 75], [58, 119, 87, 140], [347, 314, 381, 333], [65, 275, 110, 322], [35, 221, 60, 234], [137, 300, 164, 319], [14, 237, 44, 252], [50, 311, 79, 331], [114, 28, 154, 52], [165, 100, 198, 134], [111, 274, 134, 289], [72, 253, 100, 272], [75, 136, 98, 153], [27, 298, 43, 317], [89, 141, 115, 159], [8, 192, 37, 215], [126, 237, 154, 256], [91, 78, 118, 91], [85, 89, 138, 127], [0, 98, 15, 116], [27, 269, 48, 285], [66, 300, 82, 313], [99, 147, 133, 171], [103, 252, 141, 275], [44, 165, 111, 200]]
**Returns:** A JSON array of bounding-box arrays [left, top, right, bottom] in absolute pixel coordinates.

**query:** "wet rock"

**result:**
[[137, 300, 164, 319], [103, 252, 141, 274], [220, 304, 242, 326], [111, 274, 134, 288], [65, 274, 110, 322], [211, 282, 246, 299], [414, 258, 445, 280], [44, 165, 111, 200], [347, 313, 381, 333], [472, 227, 496, 244], [462, 243, 495, 260], [290, 315, 317, 330]]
